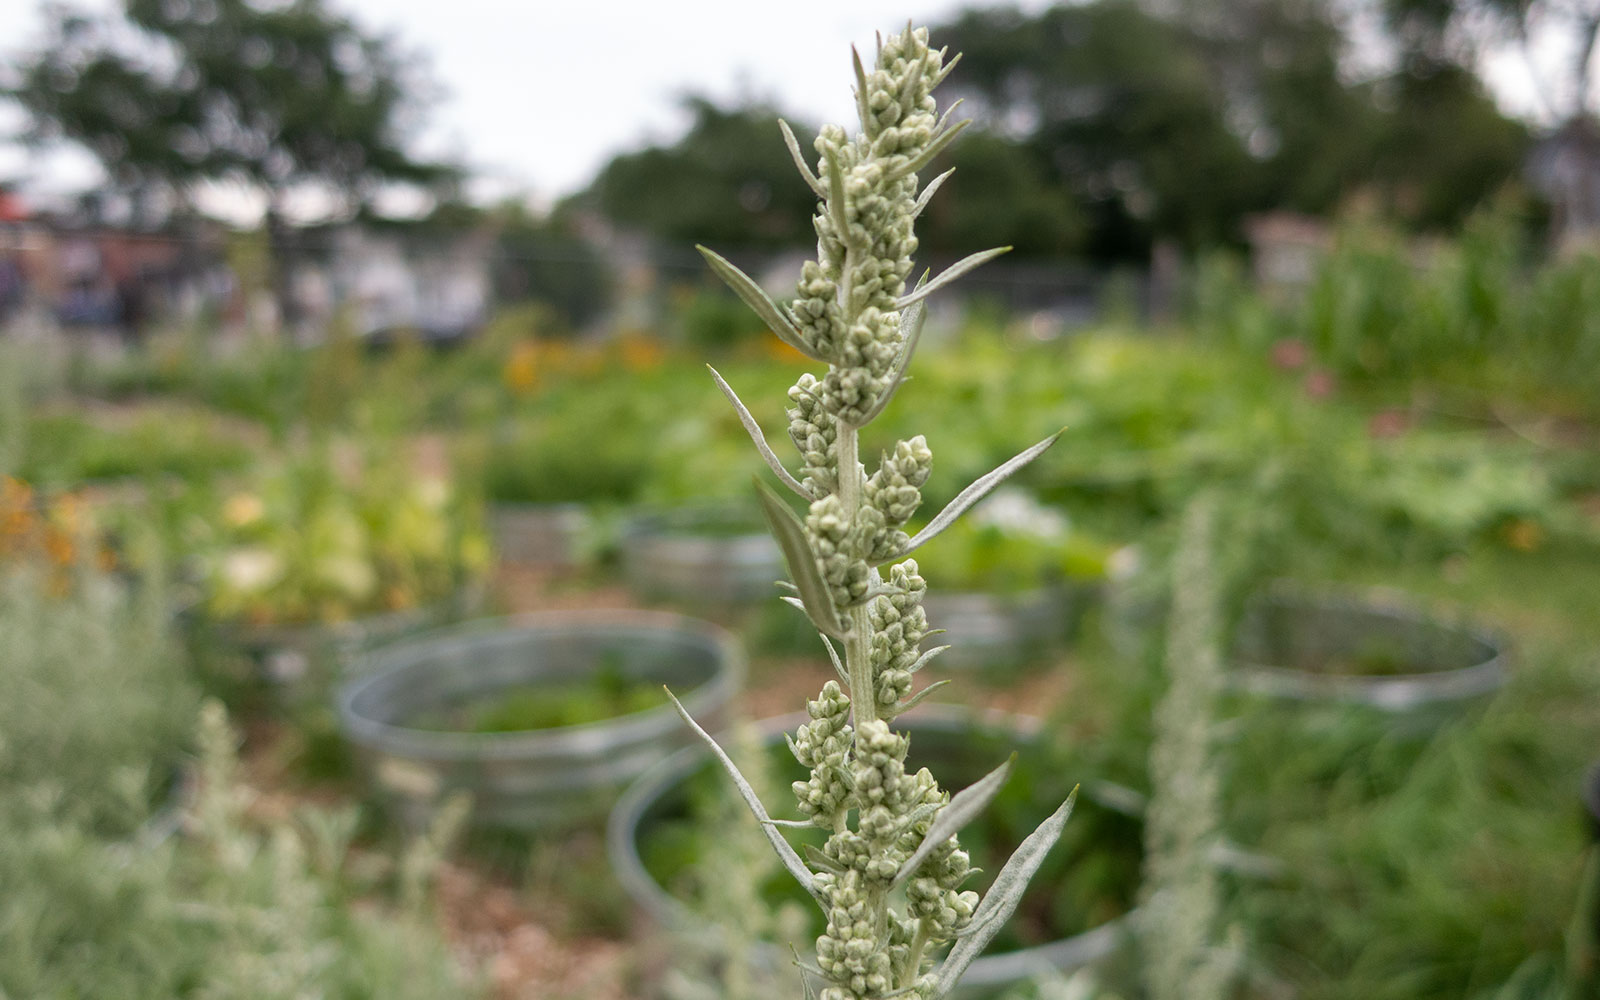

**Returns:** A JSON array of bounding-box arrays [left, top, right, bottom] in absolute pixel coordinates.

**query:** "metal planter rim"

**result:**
[[337, 608, 744, 762]]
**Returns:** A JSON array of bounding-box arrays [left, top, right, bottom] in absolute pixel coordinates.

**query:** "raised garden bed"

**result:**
[[489, 502, 592, 571], [621, 506, 783, 606], [338, 609, 742, 830]]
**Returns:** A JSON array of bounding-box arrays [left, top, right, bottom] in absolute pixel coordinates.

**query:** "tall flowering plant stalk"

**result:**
[[666, 25, 1075, 1000]]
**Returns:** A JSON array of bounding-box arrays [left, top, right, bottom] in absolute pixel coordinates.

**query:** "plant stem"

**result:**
[[837, 420, 878, 731], [900, 921, 933, 989]]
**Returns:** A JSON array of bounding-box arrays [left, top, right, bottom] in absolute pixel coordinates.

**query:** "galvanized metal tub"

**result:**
[[338, 609, 743, 830], [490, 502, 591, 570], [922, 584, 1094, 670], [607, 707, 1140, 998], [622, 506, 783, 606], [1229, 588, 1508, 711]]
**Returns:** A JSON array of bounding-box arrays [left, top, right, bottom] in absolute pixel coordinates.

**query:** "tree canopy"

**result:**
[[7, 0, 454, 221]]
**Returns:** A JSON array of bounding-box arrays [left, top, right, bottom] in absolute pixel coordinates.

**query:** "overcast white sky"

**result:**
[[0, 0, 1571, 222]]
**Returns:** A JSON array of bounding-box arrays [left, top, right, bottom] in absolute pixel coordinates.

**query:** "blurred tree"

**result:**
[[935, 0, 1532, 257], [1379, 0, 1598, 122], [8, 0, 455, 323], [937, 1, 1268, 259], [1369, 62, 1530, 229], [919, 130, 1088, 257], [587, 97, 819, 250]]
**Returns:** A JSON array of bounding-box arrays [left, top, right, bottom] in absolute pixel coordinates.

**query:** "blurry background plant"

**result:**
[[184, 443, 488, 625]]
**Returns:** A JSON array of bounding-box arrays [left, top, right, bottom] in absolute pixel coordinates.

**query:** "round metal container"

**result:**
[[922, 584, 1093, 670], [339, 609, 743, 830], [622, 506, 783, 606], [1229, 588, 1508, 711], [490, 502, 591, 570], [607, 707, 1138, 998]]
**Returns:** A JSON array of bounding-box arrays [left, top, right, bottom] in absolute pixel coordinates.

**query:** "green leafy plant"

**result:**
[[188, 444, 489, 625], [668, 25, 1075, 1000], [0, 561, 197, 836]]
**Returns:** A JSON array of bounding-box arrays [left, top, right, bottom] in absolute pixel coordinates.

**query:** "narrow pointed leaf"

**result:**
[[756, 480, 848, 639], [708, 365, 812, 499], [854, 274, 930, 426], [890, 753, 1017, 890], [803, 842, 847, 874], [665, 688, 822, 903], [697, 246, 825, 361], [898, 46, 930, 113], [926, 788, 1078, 999], [820, 634, 849, 683], [904, 644, 951, 675], [932, 50, 963, 90], [912, 168, 955, 219], [934, 98, 965, 138], [890, 430, 1064, 561], [761, 817, 817, 829], [857, 579, 907, 603], [897, 247, 1011, 310], [789, 944, 829, 983], [779, 119, 826, 197], [889, 118, 969, 180], [852, 46, 873, 136], [887, 678, 952, 718], [888, 802, 942, 841], [824, 153, 854, 249]]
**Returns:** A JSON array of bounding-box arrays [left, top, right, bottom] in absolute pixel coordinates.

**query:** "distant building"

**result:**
[[1245, 212, 1332, 296], [1528, 117, 1600, 254]]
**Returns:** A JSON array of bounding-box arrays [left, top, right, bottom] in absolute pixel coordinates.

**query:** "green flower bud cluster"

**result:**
[[868, 561, 927, 709], [791, 680, 855, 826], [788, 373, 839, 496], [788, 29, 943, 429]]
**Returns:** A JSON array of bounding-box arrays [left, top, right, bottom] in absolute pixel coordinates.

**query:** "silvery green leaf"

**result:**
[[912, 168, 955, 219], [820, 633, 848, 683], [898, 46, 930, 112], [853, 275, 930, 427], [889, 752, 1016, 890], [925, 788, 1078, 1000], [665, 687, 823, 904], [857, 579, 907, 603], [708, 365, 813, 500], [803, 842, 847, 874], [757, 480, 849, 639], [934, 98, 965, 139], [896, 247, 1011, 310], [697, 246, 825, 361], [790, 944, 827, 993], [904, 645, 951, 675], [932, 50, 963, 90], [889, 430, 1065, 561], [887, 678, 951, 719], [761, 817, 817, 829], [779, 118, 827, 197], [824, 152, 854, 249], [889, 118, 969, 181], [852, 46, 873, 136], [887, 801, 942, 841]]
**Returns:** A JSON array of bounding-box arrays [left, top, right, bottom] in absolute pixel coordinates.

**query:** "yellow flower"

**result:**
[[223, 493, 266, 528], [1503, 518, 1544, 552], [503, 340, 541, 395]]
